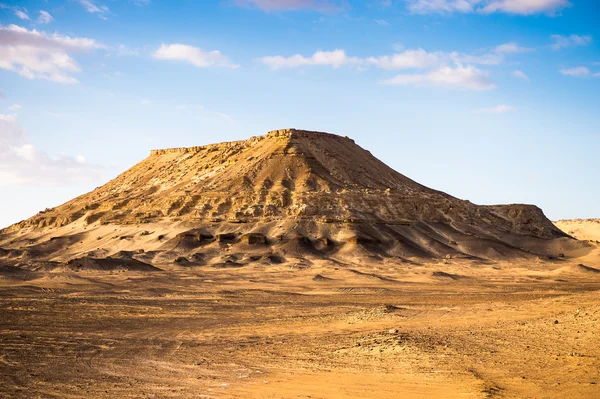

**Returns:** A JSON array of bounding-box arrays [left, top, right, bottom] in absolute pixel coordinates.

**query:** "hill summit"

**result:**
[[0, 129, 583, 268]]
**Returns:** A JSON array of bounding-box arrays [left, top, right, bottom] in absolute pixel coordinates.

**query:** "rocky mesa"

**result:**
[[0, 129, 587, 269]]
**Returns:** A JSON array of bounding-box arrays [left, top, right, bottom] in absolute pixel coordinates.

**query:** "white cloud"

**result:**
[[258, 43, 537, 90], [406, 0, 571, 15], [559, 66, 590, 77], [15, 9, 30, 20], [37, 10, 54, 24], [0, 25, 105, 83], [473, 104, 515, 113], [258, 43, 528, 70], [258, 49, 360, 69], [0, 114, 104, 186], [75, 0, 109, 19], [233, 0, 346, 13], [494, 42, 532, 54], [481, 0, 571, 15], [153, 44, 239, 69], [512, 70, 529, 80], [375, 19, 390, 26], [367, 49, 442, 69], [550, 34, 592, 50], [8, 104, 21, 112], [382, 65, 496, 90]]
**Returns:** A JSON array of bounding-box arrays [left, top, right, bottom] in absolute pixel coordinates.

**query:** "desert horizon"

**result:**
[[1, 1, 599, 398]]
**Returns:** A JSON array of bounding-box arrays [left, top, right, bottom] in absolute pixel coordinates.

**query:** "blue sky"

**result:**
[[0, 0, 598, 228]]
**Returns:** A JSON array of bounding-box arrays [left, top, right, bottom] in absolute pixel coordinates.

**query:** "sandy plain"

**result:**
[[1, 235, 599, 399]]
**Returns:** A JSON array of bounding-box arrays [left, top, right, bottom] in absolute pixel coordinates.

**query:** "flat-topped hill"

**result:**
[[0, 129, 587, 268]]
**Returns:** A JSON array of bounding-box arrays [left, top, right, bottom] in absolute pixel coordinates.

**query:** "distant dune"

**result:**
[[555, 219, 600, 243]]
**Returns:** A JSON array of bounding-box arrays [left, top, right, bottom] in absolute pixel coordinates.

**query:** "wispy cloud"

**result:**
[[153, 44, 239, 69], [74, 0, 109, 19], [406, 0, 479, 14], [232, 0, 347, 13], [14, 9, 30, 20], [406, 0, 571, 15], [215, 112, 235, 124], [375, 19, 390, 26], [2, 5, 51, 23], [382, 65, 496, 91], [115, 44, 139, 56], [512, 70, 529, 81], [0, 114, 104, 186], [37, 10, 54, 24], [473, 104, 515, 113], [550, 34, 592, 50], [494, 42, 532, 54], [559, 66, 591, 78], [0, 25, 105, 83]]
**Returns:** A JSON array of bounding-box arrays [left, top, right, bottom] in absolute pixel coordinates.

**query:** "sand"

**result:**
[[555, 219, 600, 243], [1, 254, 599, 398]]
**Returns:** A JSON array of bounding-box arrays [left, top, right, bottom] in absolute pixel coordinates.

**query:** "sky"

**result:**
[[0, 0, 599, 228]]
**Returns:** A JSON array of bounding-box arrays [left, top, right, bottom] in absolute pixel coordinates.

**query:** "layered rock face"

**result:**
[[0, 129, 583, 267]]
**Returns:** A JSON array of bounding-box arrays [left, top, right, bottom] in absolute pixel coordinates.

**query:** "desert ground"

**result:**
[[1, 228, 599, 399]]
